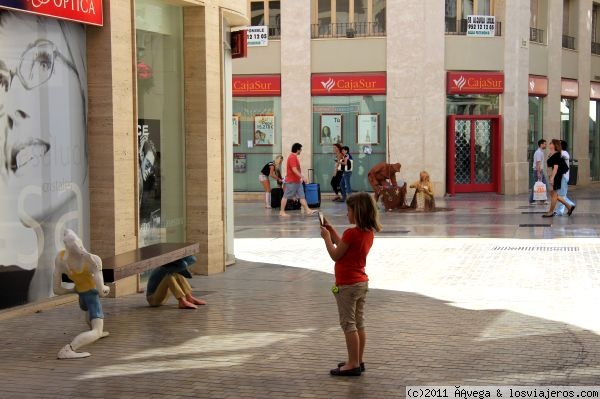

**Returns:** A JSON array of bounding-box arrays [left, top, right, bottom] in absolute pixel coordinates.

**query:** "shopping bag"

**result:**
[[533, 181, 547, 201]]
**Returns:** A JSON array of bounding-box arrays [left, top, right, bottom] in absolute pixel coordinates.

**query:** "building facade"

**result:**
[[0, 0, 248, 309], [233, 0, 600, 196]]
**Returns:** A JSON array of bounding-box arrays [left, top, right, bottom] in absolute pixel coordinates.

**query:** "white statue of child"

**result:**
[[53, 229, 110, 359]]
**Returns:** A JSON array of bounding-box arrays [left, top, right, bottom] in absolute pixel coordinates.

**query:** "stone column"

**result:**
[[502, 0, 531, 194], [574, 0, 593, 184], [280, 1, 312, 168], [544, 0, 563, 147], [184, 5, 226, 275], [87, 1, 137, 258], [386, 0, 445, 193]]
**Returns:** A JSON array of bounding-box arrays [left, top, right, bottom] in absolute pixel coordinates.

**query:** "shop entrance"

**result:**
[[447, 115, 502, 194]]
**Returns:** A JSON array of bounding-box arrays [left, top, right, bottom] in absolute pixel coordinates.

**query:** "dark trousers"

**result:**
[[331, 170, 343, 195]]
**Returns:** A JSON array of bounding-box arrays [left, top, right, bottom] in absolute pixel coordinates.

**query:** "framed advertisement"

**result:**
[[253, 114, 275, 146], [234, 153, 247, 173], [232, 115, 240, 146], [357, 113, 379, 145], [320, 114, 343, 145]]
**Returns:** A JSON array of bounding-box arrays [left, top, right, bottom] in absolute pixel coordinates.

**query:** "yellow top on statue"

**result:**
[[59, 250, 96, 293]]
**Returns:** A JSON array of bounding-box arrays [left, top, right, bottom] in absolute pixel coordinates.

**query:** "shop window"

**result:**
[[233, 97, 282, 192], [561, 98, 574, 153], [136, 0, 185, 247], [590, 101, 600, 180], [445, 0, 497, 35], [311, 96, 387, 192], [446, 94, 500, 115], [528, 97, 544, 187]]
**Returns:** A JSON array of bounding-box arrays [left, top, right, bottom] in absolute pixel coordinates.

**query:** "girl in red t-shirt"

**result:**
[[320, 192, 382, 376]]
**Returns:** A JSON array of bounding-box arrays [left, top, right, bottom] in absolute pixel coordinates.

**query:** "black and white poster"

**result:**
[[138, 119, 162, 247], [0, 10, 89, 308]]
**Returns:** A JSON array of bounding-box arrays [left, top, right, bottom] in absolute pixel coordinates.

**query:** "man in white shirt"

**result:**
[[555, 140, 576, 215], [529, 139, 548, 204]]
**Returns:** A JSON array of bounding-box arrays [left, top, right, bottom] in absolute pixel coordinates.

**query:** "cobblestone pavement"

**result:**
[[2, 188, 600, 398]]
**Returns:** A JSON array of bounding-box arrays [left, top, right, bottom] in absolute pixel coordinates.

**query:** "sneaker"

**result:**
[[57, 344, 91, 359]]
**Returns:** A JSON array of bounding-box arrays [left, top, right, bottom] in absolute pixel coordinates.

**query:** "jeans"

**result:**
[[341, 172, 352, 199], [529, 172, 548, 203], [555, 175, 575, 215]]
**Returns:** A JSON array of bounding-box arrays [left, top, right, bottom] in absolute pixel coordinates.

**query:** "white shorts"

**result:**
[[259, 174, 269, 182]]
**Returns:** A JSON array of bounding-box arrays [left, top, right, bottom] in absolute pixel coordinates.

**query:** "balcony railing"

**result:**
[[592, 41, 600, 55], [445, 18, 502, 36], [311, 22, 386, 39], [562, 35, 576, 50], [529, 27, 545, 44], [268, 25, 281, 39]]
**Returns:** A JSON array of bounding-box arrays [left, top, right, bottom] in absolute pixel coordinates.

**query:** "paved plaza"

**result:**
[[2, 187, 600, 398]]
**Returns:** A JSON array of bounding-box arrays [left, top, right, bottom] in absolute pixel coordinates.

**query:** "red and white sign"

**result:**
[[561, 79, 579, 98], [591, 82, 600, 100], [528, 75, 548, 96], [311, 73, 386, 96], [0, 0, 103, 26], [447, 71, 504, 94], [233, 75, 281, 97]]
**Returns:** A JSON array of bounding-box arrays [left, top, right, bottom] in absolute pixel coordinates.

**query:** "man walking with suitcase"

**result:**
[[280, 143, 316, 217]]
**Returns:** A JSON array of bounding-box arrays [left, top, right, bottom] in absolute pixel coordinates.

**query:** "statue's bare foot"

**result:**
[[186, 294, 206, 306], [57, 344, 91, 359], [178, 298, 198, 309], [101, 331, 110, 338]]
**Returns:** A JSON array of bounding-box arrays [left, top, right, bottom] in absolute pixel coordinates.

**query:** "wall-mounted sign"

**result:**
[[233, 75, 281, 97], [561, 79, 579, 98], [466, 15, 495, 37], [447, 71, 504, 94], [311, 72, 386, 96], [0, 0, 103, 26], [231, 29, 247, 59], [320, 114, 343, 144], [591, 82, 600, 100], [528, 75, 548, 96], [254, 114, 275, 146], [357, 114, 379, 145], [247, 26, 268, 47], [234, 153, 247, 173], [232, 115, 240, 146]]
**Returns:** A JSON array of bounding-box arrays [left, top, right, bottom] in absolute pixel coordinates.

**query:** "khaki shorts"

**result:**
[[334, 281, 368, 333]]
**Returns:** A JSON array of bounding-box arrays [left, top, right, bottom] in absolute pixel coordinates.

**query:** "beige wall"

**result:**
[[529, 43, 548, 76], [445, 37, 504, 71], [232, 41, 281, 74], [561, 49, 579, 79], [312, 38, 386, 72]]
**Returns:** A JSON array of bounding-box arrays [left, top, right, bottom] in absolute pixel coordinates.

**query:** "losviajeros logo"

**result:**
[[453, 75, 467, 91], [321, 78, 335, 93]]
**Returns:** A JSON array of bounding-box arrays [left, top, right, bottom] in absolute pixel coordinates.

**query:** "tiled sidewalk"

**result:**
[[2, 188, 600, 398]]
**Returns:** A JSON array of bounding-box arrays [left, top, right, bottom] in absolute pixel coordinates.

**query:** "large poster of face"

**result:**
[[138, 119, 162, 247], [0, 11, 89, 308]]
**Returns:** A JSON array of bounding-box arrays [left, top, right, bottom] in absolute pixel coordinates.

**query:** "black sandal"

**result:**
[[338, 362, 365, 371], [330, 366, 362, 376], [568, 205, 576, 216], [542, 214, 554, 218]]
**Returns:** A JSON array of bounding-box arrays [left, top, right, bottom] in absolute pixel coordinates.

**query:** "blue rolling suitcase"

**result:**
[[304, 169, 321, 208]]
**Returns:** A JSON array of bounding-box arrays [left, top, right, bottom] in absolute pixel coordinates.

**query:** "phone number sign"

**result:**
[[466, 15, 495, 37], [247, 26, 268, 47]]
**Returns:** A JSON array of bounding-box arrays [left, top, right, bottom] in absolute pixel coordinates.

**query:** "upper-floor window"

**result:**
[[312, 0, 386, 38], [592, 2, 600, 54], [529, 0, 547, 44], [445, 0, 499, 36], [562, 0, 577, 49], [250, 0, 281, 38]]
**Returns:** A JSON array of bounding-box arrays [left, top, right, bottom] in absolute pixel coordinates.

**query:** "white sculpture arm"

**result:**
[[53, 254, 74, 296], [88, 253, 110, 297]]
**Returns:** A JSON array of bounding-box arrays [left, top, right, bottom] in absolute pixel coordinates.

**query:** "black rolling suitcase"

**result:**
[[271, 188, 283, 208]]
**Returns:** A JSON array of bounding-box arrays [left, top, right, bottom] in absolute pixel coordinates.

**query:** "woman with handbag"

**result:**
[[543, 139, 575, 218]]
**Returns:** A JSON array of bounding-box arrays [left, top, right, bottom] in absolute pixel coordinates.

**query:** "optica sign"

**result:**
[[447, 71, 504, 94], [0, 0, 103, 26], [311, 73, 386, 96], [233, 75, 281, 97]]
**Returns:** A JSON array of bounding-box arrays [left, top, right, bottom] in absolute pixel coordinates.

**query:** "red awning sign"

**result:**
[[0, 0, 103, 26], [233, 75, 281, 97], [447, 71, 504, 94], [311, 73, 386, 96], [528, 75, 548, 96]]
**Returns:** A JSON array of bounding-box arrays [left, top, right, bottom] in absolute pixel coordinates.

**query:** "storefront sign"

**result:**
[[561, 79, 579, 98], [591, 82, 600, 100], [0, 0, 103, 26], [311, 73, 386, 96], [528, 75, 548, 96], [247, 26, 268, 47], [233, 75, 281, 97], [447, 71, 504, 94], [466, 15, 496, 37]]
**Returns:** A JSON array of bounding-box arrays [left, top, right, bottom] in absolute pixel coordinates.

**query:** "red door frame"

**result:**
[[447, 115, 502, 195]]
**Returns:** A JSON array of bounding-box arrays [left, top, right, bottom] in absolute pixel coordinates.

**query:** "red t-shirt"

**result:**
[[286, 153, 301, 183], [334, 227, 374, 286]]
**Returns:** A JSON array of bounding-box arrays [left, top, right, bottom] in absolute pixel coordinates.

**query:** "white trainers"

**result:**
[[57, 344, 91, 359]]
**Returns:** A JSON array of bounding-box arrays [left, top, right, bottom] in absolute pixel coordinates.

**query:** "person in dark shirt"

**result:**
[[543, 139, 575, 218]]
